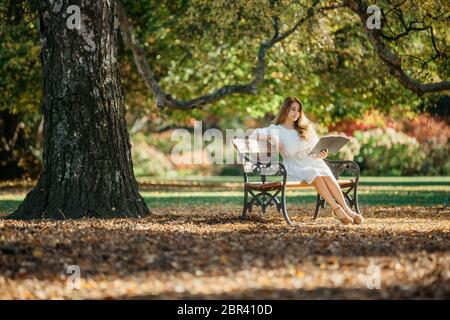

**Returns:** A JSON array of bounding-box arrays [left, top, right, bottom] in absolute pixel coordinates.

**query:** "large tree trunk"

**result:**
[[9, 0, 149, 219]]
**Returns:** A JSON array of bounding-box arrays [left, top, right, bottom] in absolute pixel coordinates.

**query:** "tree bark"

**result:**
[[9, 0, 149, 219]]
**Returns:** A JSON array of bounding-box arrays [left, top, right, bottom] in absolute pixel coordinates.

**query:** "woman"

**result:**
[[251, 96, 363, 225]]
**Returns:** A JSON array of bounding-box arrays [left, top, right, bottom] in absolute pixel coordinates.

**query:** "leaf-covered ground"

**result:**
[[0, 203, 449, 299]]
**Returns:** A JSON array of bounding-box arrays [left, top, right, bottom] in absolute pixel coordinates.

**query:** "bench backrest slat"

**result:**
[[233, 138, 281, 175], [232, 138, 273, 154], [233, 138, 277, 164]]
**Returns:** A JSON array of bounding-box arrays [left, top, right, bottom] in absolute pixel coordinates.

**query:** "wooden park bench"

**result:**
[[233, 138, 362, 225]]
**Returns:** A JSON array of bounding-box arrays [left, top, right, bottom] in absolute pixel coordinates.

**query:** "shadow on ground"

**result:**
[[0, 205, 449, 299]]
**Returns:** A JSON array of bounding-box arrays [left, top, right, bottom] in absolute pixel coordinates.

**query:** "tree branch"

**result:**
[[118, 1, 334, 110], [344, 0, 450, 96]]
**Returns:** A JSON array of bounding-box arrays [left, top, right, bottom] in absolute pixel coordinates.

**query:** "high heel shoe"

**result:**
[[331, 206, 354, 225], [343, 207, 364, 225]]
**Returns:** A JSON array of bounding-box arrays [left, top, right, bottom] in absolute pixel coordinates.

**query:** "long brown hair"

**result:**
[[271, 96, 311, 140]]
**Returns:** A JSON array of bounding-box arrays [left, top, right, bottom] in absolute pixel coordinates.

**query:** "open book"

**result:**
[[308, 135, 350, 156]]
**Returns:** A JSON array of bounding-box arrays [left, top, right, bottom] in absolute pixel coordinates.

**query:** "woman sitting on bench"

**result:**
[[251, 96, 364, 225]]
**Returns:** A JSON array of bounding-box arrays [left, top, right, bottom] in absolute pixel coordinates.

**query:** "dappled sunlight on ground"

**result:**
[[0, 204, 448, 299]]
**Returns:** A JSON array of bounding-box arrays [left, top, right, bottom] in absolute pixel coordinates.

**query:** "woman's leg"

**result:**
[[321, 176, 349, 209], [312, 176, 353, 223], [322, 176, 364, 222], [311, 176, 339, 209]]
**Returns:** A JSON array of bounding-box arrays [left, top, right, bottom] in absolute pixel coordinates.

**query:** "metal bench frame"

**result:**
[[235, 139, 361, 225]]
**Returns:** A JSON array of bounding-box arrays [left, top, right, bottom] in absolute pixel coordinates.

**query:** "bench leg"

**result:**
[[241, 186, 292, 225], [241, 187, 249, 219], [280, 188, 292, 225], [313, 193, 324, 219], [353, 183, 362, 215], [343, 184, 362, 216]]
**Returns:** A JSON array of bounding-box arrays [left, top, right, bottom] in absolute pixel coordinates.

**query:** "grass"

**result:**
[[138, 175, 450, 186], [140, 189, 449, 208], [0, 177, 448, 216]]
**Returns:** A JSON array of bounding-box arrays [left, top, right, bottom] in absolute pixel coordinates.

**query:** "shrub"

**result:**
[[420, 138, 450, 175], [325, 131, 361, 162], [353, 128, 426, 176], [131, 133, 175, 177], [395, 114, 449, 145]]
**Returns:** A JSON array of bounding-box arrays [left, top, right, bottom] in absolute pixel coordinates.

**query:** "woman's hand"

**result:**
[[268, 135, 284, 154], [278, 142, 285, 156], [319, 148, 328, 159]]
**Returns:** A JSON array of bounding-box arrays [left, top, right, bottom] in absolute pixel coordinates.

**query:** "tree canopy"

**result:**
[[1, 0, 448, 129]]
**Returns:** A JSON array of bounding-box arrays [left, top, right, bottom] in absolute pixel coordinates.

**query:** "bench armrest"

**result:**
[[323, 160, 360, 181], [241, 159, 287, 186]]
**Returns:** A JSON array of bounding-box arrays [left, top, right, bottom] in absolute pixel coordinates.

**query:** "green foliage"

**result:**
[[0, 0, 41, 122], [120, 0, 447, 128], [131, 133, 176, 177], [2, 0, 447, 126], [327, 132, 362, 162], [376, 0, 449, 84], [421, 139, 450, 176], [354, 128, 427, 176], [0, 0, 448, 179]]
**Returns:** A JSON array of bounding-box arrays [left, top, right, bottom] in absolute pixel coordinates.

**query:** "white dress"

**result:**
[[252, 123, 335, 184]]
